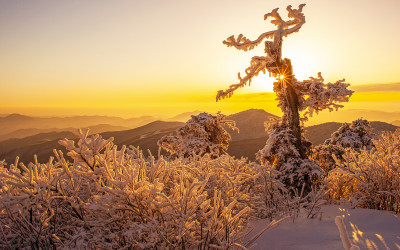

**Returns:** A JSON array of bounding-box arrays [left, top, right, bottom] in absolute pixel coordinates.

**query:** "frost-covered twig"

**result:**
[[217, 4, 306, 100], [222, 4, 306, 52]]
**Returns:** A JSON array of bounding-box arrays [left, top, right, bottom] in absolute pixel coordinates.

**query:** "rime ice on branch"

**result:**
[[217, 4, 353, 191], [216, 4, 307, 101]]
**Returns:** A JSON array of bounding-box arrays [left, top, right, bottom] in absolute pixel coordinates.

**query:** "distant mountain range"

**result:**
[[166, 111, 203, 122], [0, 124, 128, 142], [306, 109, 400, 126], [392, 120, 400, 126], [0, 109, 398, 164], [0, 120, 184, 165], [0, 114, 155, 141]]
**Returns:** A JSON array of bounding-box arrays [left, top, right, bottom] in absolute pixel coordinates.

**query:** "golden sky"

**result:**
[[1, 0, 400, 122]]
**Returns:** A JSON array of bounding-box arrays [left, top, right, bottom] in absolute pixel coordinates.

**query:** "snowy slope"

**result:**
[[241, 205, 400, 249]]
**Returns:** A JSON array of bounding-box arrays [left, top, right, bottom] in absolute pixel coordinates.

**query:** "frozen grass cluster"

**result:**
[[0, 125, 327, 248], [1, 128, 312, 249], [0, 130, 254, 248], [326, 130, 400, 213], [314, 119, 399, 212]]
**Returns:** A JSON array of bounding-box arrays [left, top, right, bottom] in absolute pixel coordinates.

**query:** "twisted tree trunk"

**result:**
[[280, 59, 306, 158]]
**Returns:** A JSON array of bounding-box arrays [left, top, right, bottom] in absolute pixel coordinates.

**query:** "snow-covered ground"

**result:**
[[240, 205, 400, 249]]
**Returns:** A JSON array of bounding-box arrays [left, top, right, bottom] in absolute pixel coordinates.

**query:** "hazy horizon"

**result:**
[[3, 102, 400, 127], [2, 81, 400, 125]]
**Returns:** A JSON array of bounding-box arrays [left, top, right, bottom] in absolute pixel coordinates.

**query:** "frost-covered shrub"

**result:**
[[257, 122, 323, 193], [158, 112, 238, 159], [257, 122, 315, 165], [251, 166, 286, 219], [277, 158, 323, 192], [324, 119, 375, 151], [0, 130, 256, 249], [326, 130, 400, 212], [257, 122, 301, 165], [312, 119, 374, 174]]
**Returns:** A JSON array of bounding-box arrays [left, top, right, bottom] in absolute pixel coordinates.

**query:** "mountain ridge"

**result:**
[[0, 113, 156, 137], [0, 109, 398, 164]]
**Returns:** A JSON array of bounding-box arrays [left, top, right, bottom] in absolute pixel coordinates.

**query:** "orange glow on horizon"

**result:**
[[0, 0, 399, 120]]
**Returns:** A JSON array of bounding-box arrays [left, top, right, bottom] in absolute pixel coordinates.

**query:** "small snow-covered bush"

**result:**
[[326, 130, 400, 212], [158, 112, 238, 159], [324, 118, 374, 151], [0, 130, 255, 249], [312, 119, 374, 174]]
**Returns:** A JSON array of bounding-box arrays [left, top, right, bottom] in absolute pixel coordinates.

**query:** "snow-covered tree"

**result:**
[[312, 119, 375, 173], [158, 112, 238, 159], [217, 4, 353, 191]]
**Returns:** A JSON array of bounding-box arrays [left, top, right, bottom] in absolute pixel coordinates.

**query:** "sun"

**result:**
[[248, 73, 275, 93]]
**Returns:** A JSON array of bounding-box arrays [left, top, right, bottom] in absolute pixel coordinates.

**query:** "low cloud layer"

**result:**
[[350, 82, 400, 92]]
